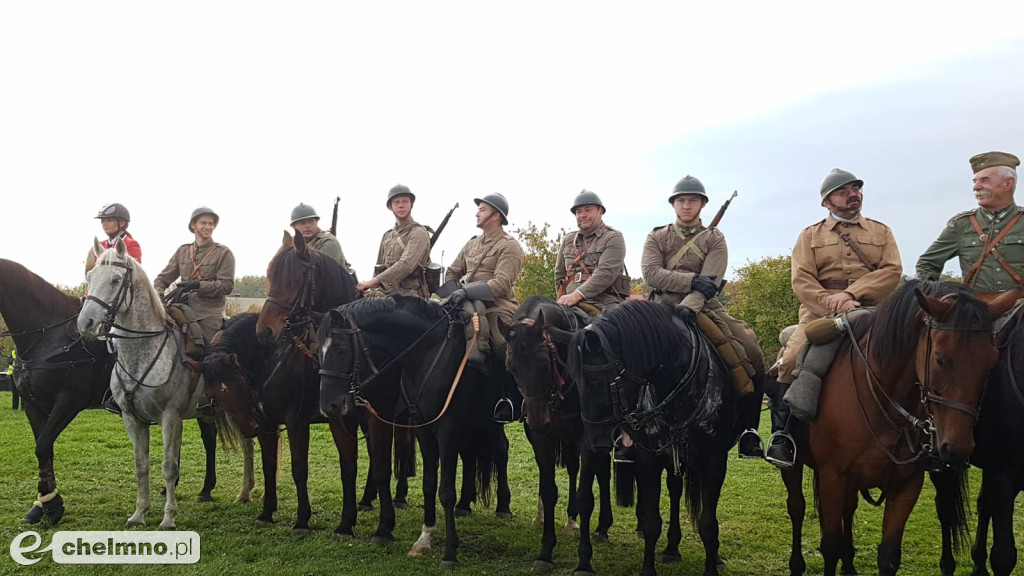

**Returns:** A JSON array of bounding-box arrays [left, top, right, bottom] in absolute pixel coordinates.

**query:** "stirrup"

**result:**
[[492, 397, 514, 424], [737, 428, 765, 459], [613, 434, 635, 464], [765, 430, 797, 469]]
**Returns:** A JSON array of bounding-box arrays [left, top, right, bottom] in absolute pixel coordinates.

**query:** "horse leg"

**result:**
[[287, 424, 312, 536], [455, 440, 476, 516], [531, 427, 559, 572], [196, 416, 217, 502], [394, 426, 415, 508], [696, 451, 728, 576], [366, 418, 396, 545], [256, 429, 280, 524], [781, 465, 807, 576], [158, 416, 184, 529], [22, 400, 76, 525], [358, 432, 377, 511], [236, 437, 255, 503], [330, 419, 360, 541], [635, 450, 663, 576], [409, 430, 439, 558], [565, 440, 582, 533], [876, 471, 925, 576], [438, 426, 462, 569], [492, 424, 512, 518], [573, 448, 602, 576], [930, 468, 963, 576], [594, 443, 613, 541], [986, 472, 1018, 576], [840, 486, 859, 575], [124, 416, 152, 527], [816, 469, 848, 576], [662, 469, 683, 564], [971, 480, 992, 576]]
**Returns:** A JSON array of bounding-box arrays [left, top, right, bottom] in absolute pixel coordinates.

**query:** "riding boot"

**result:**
[[613, 434, 635, 464], [101, 389, 122, 415], [765, 382, 796, 469], [737, 389, 765, 459]]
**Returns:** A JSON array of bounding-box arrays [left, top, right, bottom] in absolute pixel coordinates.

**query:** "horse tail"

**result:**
[[930, 468, 971, 554], [473, 431, 499, 509], [214, 409, 242, 453], [614, 459, 636, 507], [684, 470, 704, 529]]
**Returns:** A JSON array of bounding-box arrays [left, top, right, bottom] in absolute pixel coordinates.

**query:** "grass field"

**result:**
[[0, 391, 1021, 575]]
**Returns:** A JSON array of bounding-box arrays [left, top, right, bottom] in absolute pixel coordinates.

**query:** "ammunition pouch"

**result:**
[[608, 274, 631, 298], [165, 303, 205, 360]]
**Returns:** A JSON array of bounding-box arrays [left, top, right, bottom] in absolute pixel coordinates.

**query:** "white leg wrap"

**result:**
[[38, 489, 58, 504]]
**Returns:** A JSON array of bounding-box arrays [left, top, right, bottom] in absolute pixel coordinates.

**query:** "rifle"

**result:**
[[709, 190, 738, 228], [429, 202, 459, 248], [329, 196, 340, 236]]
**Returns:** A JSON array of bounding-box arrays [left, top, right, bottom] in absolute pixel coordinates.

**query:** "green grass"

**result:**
[[0, 392, 1021, 575]]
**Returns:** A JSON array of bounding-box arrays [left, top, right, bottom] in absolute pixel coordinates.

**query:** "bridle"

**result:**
[[263, 255, 319, 325], [512, 312, 577, 408]]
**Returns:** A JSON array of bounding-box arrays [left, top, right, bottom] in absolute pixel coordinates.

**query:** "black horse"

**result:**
[[568, 299, 741, 576], [505, 295, 617, 572], [319, 296, 511, 568]]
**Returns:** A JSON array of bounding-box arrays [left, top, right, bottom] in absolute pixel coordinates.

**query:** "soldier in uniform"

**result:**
[[153, 207, 236, 346], [445, 193, 524, 422], [86, 203, 141, 273], [768, 169, 902, 466], [289, 203, 355, 276], [356, 184, 431, 297], [555, 190, 629, 314], [642, 175, 767, 458], [917, 151, 1023, 299]]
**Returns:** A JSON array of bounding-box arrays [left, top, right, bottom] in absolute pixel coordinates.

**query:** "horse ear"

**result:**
[[293, 230, 309, 259], [987, 286, 1023, 318], [532, 310, 547, 337], [114, 237, 127, 259], [582, 328, 602, 352], [280, 230, 292, 248], [546, 325, 573, 345], [93, 237, 104, 256], [915, 289, 952, 320]]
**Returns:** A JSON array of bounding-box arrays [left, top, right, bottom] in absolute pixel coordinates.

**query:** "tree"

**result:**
[[726, 255, 800, 362], [512, 222, 564, 301], [233, 275, 268, 298], [57, 282, 87, 298]]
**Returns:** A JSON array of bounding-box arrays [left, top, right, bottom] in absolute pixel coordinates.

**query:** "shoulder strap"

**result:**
[[836, 231, 877, 272], [667, 226, 706, 270], [965, 212, 1024, 286]]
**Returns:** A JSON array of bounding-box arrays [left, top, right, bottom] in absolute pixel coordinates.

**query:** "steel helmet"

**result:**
[[820, 169, 863, 200], [96, 203, 131, 222], [474, 193, 509, 225], [570, 189, 605, 214], [387, 184, 415, 208], [669, 175, 708, 203], [188, 206, 220, 232], [290, 203, 320, 225]]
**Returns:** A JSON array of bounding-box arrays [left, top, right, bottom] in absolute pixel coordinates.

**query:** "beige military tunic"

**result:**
[[780, 214, 902, 382], [642, 220, 764, 374], [445, 228, 524, 321], [153, 241, 236, 343], [555, 223, 628, 312], [373, 220, 431, 297]]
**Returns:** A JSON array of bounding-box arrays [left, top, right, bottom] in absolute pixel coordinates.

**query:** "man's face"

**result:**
[[389, 195, 413, 220], [823, 183, 863, 218], [974, 166, 1015, 210], [574, 204, 604, 232], [475, 203, 498, 229], [672, 195, 706, 224], [292, 217, 319, 241], [193, 215, 217, 242], [100, 217, 124, 237]]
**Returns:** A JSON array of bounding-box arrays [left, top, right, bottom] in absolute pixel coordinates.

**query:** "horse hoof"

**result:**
[[573, 571, 597, 576], [235, 495, 251, 504], [333, 532, 354, 542], [125, 520, 145, 528], [634, 529, 644, 539], [394, 500, 408, 510], [408, 546, 428, 558], [440, 560, 459, 570], [158, 525, 176, 531], [532, 560, 555, 573], [357, 503, 373, 512], [291, 528, 311, 537], [195, 493, 214, 503], [370, 535, 393, 546], [496, 510, 512, 519], [22, 506, 43, 525], [564, 520, 580, 533], [591, 532, 609, 544], [661, 552, 682, 564]]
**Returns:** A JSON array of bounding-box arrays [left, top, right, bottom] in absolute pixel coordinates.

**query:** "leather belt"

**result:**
[[572, 272, 592, 283], [820, 279, 850, 290]]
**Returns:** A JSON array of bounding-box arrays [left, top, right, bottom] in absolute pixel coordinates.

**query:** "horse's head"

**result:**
[[257, 231, 315, 345], [568, 325, 626, 453], [78, 238, 162, 339], [506, 300, 579, 430], [908, 284, 1018, 464], [201, 352, 260, 438], [318, 307, 359, 420]]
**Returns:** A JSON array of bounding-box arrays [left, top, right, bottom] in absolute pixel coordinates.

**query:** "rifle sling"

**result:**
[[836, 231, 877, 272], [668, 226, 706, 270]]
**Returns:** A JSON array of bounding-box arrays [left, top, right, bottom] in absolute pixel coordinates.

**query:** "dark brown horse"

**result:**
[[778, 280, 1017, 576]]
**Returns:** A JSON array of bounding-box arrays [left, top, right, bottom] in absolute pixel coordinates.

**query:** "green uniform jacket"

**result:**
[[917, 202, 1024, 293], [310, 230, 353, 274]]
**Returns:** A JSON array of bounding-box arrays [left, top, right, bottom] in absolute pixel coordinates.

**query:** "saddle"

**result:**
[[165, 303, 205, 360]]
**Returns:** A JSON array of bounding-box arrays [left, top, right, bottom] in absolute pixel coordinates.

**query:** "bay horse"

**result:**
[[0, 257, 114, 525], [504, 295, 617, 572], [568, 299, 740, 576], [777, 280, 1017, 576], [77, 239, 219, 529], [318, 296, 511, 569]]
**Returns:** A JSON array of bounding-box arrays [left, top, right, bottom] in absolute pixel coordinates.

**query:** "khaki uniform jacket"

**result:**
[[916, 202, 1024, 294], [153, 241, 236, 321], [310, 230, 353, 274], [791, 214, 902, 322], [555, 223, 627, 309], [642, 219, 727, 313], [374, 220, 430, 297], [445, 228, 525, 320]]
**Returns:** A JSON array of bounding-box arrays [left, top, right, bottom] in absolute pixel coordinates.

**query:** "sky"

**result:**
[[2, 2, 1023, 289]]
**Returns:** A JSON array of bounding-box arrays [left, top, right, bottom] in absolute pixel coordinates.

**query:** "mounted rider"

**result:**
[[641, 175, 767, 459], [444, 193, 525, 423], [289, 203, 356, 278], [86, 203, 141, 273], [555, 190, 629, 315], [356, 185, 431, 297]]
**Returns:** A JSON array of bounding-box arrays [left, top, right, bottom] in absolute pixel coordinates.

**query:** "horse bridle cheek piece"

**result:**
[[264, 258, 317, 335], [83, 260, 136, 337]]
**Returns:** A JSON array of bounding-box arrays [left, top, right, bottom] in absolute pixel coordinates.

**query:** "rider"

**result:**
[[917, 151, 1023, 307], [641, 175, 767, 459], [356, 185, 431, 297], [445, 193, 525, 423], [86, 203, 141, 273], [289, 203, 356, 277], [555, 190, 629, 315], [767, 168, 902, 467]]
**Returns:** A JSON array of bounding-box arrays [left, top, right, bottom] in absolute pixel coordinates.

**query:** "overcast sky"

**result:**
[[2, 2, 1023, 289]]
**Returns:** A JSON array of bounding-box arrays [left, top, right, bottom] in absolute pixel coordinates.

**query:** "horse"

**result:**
[[77, 239, 225, 529], [504, 295, 617, 572], [775, 280, 1017, 576], [0, 257, 114, 524], [318, 296, 511, 569], [567, 299, 740, 576]]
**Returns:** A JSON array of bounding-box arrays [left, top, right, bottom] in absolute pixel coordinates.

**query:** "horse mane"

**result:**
[[335, 295, 444, 325], [96, 248, 167, 322], [0, 258, 81, 322], [267, 243, 358, 308], [869, 279, 989, 367]]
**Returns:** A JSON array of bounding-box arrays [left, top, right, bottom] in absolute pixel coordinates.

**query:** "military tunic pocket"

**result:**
[[853, 234, 885, 266], [996, 234, 1024, 269]]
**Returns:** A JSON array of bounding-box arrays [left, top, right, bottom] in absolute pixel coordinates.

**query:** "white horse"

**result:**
[[78, 238, 210, 529]]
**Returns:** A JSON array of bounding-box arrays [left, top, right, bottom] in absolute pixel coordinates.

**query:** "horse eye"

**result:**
[[934, 354, 946, 368]]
